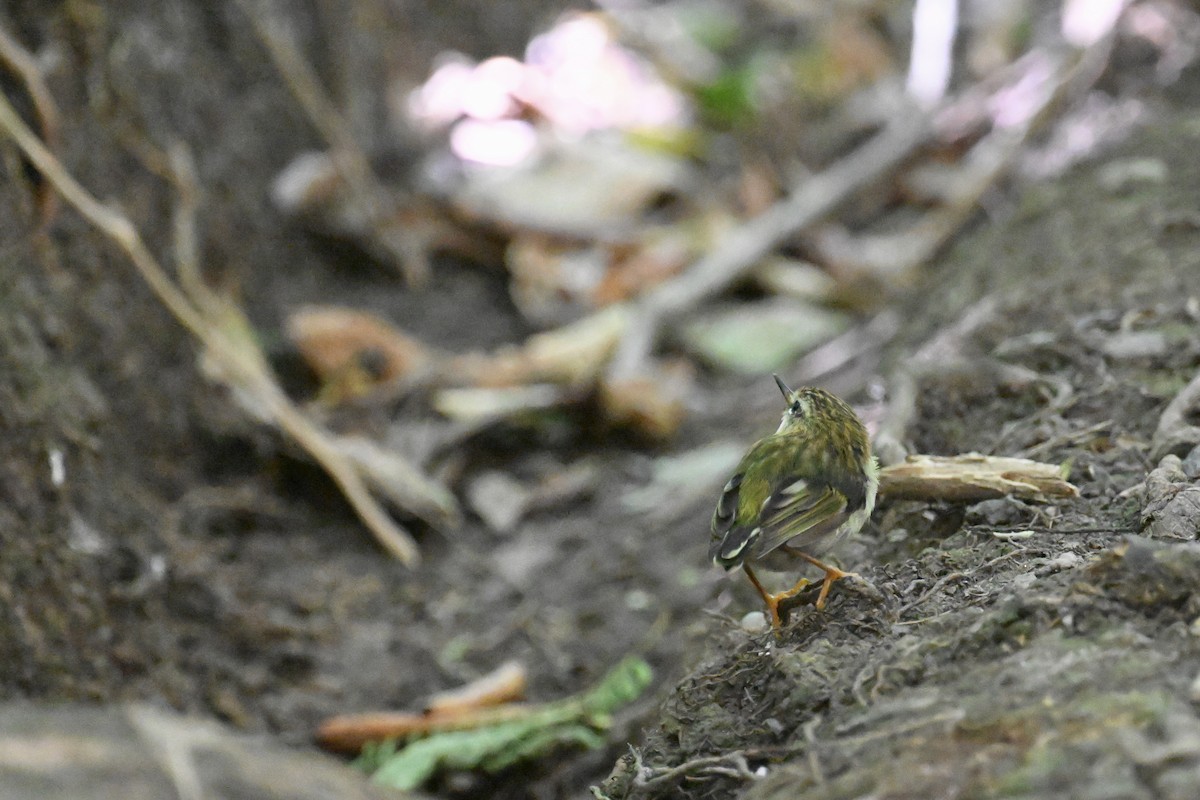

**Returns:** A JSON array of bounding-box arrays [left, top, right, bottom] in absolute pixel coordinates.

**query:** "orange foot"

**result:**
[[783, 547, 860, 609], [743, 564, 811, 635]]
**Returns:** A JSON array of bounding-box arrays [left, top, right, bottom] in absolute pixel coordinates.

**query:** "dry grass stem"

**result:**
[[0, 23, 61, 228]]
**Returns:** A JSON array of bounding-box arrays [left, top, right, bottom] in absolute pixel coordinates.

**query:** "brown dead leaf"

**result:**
[[286, 306, 430, 401], [506, 234, 607, 325], [506, 228, 694, 323], [598, 358, 694, 440]]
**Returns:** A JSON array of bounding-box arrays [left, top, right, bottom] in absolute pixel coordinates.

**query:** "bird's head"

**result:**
[[772, 375, 866, 447]]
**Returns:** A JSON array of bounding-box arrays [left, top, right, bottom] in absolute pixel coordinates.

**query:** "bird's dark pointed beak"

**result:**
[[773, 373, 793, 400]]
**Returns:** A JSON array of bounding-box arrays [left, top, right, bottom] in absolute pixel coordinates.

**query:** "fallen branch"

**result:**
[[879, 453, 1079, 503], [603, 32, 1115, 394]]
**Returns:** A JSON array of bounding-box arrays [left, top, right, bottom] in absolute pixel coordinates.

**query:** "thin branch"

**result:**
[[0, 83, 208, 334], [0, 22, 61, 229], [164, 141, 226, 317], [813, 36, 1114, 282], [607, 33, 1114, 386]]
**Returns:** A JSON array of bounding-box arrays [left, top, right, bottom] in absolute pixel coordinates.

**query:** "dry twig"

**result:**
[[0, 22, 60, 228], [317, 703, 533, 754]]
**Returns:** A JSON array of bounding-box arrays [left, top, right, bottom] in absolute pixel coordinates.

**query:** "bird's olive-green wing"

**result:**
[[710, 435, 824, 566], [751, 478, 848, 557], [710, 433, 865, 566]]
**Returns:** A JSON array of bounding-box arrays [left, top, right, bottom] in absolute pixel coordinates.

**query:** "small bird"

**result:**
[[710, 376, 878, 632]]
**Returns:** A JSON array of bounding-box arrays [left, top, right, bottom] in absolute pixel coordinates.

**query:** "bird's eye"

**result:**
[[790, 401, 802, 415]]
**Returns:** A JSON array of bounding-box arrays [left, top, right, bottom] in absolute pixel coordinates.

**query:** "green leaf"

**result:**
[[367, 657, 653, 790], [679, 299, 849, 375], [694, 64, 758, 126]]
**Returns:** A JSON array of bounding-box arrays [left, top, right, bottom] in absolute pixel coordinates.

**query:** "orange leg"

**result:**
[[743, 564, 810, 634], [791, 550, 858, 609]]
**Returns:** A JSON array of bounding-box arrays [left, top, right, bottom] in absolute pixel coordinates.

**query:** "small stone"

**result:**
[[1092, 536, 1200, 609], [466, 471, 530, 533], [67, 514, 107, 555], [966, 498, 1029, 527], [1097, 157, 1168, 193], [1046, 552, 1081, 571], [1012, 571, 1037, 590], [740, 611, 768, 632], [1182, 444, 1200, 480], [492, 534, 557, 586], [1140, 456, 1200, 540], [1144, 485, 1200, 541], [624, 589, 652, 611], [1100, 330, 1167, 361]]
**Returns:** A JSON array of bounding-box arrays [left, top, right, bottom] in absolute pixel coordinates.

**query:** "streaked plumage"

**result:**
[[710, 377, 878, 631]]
